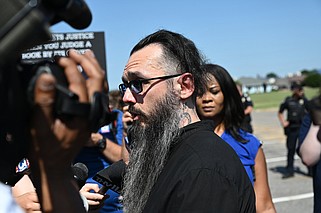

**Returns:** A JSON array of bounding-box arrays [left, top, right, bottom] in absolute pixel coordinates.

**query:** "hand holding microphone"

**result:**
[[82, 160, 126, 211], [80, 183, 107, 209]]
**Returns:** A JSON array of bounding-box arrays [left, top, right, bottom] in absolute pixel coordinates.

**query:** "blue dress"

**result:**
[[221, 130, 262, 184], [75, 109, 124, 213]]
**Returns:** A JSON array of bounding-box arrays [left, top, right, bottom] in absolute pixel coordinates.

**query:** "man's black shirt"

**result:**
[[143, 120, 256, 213]]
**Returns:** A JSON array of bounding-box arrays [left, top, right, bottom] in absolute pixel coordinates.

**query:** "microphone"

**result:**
[[71, 162, 89, 189], [93, 160, 126, 194], [43, 0, 92, 29]]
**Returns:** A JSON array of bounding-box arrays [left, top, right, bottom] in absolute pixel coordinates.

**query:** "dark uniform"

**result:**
[[279, 95, 308, 176], [241, 93, 254, 133]]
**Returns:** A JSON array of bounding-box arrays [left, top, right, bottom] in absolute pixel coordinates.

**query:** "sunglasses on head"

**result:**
[[119, 73, 182, 96]]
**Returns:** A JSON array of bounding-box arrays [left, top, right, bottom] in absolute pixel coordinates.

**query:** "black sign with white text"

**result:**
[[20, 31, 107, 71]]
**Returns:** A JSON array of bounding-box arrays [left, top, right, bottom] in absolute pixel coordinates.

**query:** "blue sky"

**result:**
[[52, 0, 321, 90]]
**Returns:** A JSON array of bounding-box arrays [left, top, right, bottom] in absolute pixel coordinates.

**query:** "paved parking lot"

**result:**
[[252, 109, 313, 213]]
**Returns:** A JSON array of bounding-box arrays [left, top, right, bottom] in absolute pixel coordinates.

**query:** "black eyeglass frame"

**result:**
[[119, 73, 182, 96]]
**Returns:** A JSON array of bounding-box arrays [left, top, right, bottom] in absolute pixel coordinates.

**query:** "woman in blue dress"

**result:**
[[196, 64, 276, 213]]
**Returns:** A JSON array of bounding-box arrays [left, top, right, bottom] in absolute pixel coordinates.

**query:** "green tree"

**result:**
[[303, 73, 321, 88], [266, 72, 278, 79], [301, 69, 318, 76]]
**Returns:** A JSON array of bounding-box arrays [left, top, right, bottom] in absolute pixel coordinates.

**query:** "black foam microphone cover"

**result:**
[[72, 162, 89, 189], [93, 160, 126, 194]]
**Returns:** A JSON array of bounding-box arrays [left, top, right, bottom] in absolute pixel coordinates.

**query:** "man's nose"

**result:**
[[122, 88, 136, 104]]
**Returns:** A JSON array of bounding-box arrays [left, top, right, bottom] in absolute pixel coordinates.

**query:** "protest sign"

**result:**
[[21, 31, 106, 71]]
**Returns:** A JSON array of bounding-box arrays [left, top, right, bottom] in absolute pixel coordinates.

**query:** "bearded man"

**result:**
[[119, 29, 255, 213]]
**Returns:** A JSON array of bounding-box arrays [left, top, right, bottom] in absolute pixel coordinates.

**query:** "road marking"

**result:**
[[262, 140, 283, 145], [273, 192, 314, 203], [266, 155, 300, 163]]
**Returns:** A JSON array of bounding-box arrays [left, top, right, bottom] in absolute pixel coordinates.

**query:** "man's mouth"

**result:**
[[129, 108, 142, 121]]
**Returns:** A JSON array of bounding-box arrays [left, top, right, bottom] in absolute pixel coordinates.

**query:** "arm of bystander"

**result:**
[[253, 148, 276, 213]]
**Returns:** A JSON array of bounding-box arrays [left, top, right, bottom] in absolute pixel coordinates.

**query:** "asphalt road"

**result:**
[[252, 109, 313, 213]]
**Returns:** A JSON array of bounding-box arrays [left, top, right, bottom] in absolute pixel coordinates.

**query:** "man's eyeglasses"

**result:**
[[119, 73, 182, 96]]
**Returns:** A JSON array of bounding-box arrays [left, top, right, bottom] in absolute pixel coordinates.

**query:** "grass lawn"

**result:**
[[250, 87, 320, 110]]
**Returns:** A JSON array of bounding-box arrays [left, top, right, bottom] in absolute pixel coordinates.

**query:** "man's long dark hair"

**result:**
[[201, 64, 247, 143], [130, 29, 207, 99]]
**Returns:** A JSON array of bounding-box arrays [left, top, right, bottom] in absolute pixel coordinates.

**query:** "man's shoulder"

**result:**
[[176, 132, 253, 195], [284, 96, 293, 101], [183, 130, 243, 167], [178, 120, 245, 167], [184, 125, 229, 151], [279, 96, 292, 106]]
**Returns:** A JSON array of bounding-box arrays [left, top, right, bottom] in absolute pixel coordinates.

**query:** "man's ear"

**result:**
[[177, 73, 194, 100]]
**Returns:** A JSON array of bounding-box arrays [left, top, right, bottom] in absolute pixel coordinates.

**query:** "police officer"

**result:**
[[278, 82, 308, 178], [237, 83, 254, 133]]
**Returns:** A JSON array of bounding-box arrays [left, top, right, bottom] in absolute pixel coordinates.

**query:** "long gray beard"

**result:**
[[122, 93, 182, 213]]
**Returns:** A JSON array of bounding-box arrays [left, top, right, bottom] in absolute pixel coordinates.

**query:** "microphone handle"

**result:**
[[98, 185, 108, 195], [89, 185, 109, 211]]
